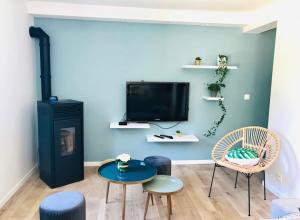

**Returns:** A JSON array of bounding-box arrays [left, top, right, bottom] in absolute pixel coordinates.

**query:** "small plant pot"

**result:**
[[217, 55, 228, 66], [210, 90, 218, 97], [195, 60, 201, 65], [117, 161, 129, 172], [175, 132, 182, 137]]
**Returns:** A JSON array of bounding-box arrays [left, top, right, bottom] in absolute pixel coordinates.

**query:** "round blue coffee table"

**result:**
[[98, 159, 156, 220]]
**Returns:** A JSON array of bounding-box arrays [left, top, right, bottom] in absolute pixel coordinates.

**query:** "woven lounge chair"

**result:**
[[208, 126, 281, 216]]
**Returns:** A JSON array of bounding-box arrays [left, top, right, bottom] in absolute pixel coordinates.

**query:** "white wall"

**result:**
[[0, 0, 37, 207], [27, 1, 253, 27], [267, 0, 300, 198]]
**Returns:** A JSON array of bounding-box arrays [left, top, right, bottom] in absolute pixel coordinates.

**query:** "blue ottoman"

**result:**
[[144, 156, 171, 175], [39, 191, 86, 220], [271, 198, 300, 218]]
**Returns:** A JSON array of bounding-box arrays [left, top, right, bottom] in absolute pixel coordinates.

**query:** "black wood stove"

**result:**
[[30, 27, 84, 188]]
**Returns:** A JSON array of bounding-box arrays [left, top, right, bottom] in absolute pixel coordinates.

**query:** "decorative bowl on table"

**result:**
[[116, 153, 131, 172]]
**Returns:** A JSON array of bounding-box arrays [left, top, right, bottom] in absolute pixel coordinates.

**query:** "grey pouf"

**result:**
[[271, 198, 300, 218], [39, 192, 86, 220], [144, 156, 171, 175]]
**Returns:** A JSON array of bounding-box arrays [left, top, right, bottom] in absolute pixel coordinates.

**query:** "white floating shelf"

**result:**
[[147, 135, 199, 143], [182, 65, 238, 70], [202, 96, 224, 101], [110, 122, 150, 129]]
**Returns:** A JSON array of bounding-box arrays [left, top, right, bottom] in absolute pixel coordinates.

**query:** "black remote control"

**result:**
[[160, 135, 173, 139], [154, 135, 164, 139]]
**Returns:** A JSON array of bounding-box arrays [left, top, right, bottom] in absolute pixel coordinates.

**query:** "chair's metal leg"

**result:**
[[247, 174, 251, 216], [208, 163, 217, 197], [263, 171, 266, 200], [234, 171, 238, 188]]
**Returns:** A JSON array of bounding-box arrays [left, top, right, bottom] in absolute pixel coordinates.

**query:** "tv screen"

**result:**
[[126, 82, 189, 122]]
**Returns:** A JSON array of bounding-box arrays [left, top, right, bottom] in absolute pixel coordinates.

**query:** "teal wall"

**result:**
[[34, 18, 276, 161]]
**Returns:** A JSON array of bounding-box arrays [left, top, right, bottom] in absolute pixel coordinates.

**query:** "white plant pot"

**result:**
[[210, 90, 218, 97]]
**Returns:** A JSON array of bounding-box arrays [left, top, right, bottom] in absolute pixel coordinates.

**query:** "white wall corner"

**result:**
[[0, 0, 37, 210], [0, 164, 38, 208], [243, 20, 277, 34]]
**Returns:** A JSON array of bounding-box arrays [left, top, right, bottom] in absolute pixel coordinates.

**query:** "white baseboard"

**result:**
[[0, 164, 38, 209], [84, 161, 102, 166], [84, 160, 214, 166], [172, 160, 214, 165]]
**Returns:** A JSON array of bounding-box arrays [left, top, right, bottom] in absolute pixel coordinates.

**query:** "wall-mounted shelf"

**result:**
[[202, 96, 224, 101], [182, 65, 238, 70], [110, 122, 150, 129], [147, 135, 199, 143]]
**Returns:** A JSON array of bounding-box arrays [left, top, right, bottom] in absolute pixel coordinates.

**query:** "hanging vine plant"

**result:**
[[204, 55, 229, 137]]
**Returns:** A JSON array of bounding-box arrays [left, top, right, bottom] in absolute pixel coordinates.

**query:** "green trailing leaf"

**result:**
[[204, 100, 227, 137], [216, 67, 228, 84], [204, 55, 229, 137]]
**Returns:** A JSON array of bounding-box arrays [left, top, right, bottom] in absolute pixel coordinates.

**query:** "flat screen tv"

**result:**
[[126, 82, 189, 122]]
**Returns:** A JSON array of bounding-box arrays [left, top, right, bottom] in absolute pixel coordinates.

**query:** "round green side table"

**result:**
[[143, 175, 184, 220]]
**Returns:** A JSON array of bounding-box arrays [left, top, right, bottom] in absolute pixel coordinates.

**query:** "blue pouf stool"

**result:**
[[39, 191, 86, 220], [144, 156, 171, 175]]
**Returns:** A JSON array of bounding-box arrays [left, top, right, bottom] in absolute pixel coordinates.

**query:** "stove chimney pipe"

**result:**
[[29, 26, 51, 101]]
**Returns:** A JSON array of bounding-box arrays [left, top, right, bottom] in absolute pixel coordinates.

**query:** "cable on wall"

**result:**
[[148, 122, 181, 129]]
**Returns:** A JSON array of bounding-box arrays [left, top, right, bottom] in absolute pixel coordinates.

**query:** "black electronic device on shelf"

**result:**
[[118, 121, 128, 126], [30, 27, 84, 188]]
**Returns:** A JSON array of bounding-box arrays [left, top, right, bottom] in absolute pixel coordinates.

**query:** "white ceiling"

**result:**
[[30, 0, 274, 12]]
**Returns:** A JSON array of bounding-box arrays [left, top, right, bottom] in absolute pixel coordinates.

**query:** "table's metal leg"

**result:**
[[169, 195, 172, 215], [143, 193, 151, 220], [167, 195, 171, 220], [106, 182, 110, 204], [122, 184, 126, 220]]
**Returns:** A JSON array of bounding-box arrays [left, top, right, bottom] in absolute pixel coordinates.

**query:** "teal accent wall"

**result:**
[[34, 18, 276, 161]]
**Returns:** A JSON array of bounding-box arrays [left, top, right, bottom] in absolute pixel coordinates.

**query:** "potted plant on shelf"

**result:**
[[217, 54, 228, 67], [207, 83, 225, 97], [175, 130, 182, 137], [116, 153, 131, 172], [194, 57, 202, 65]]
